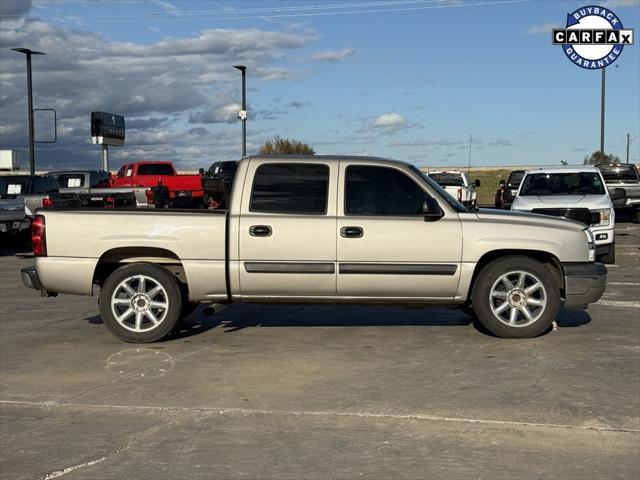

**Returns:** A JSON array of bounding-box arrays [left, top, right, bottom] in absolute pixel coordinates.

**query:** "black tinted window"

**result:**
[[520, 172, 605, 196], [428, 172, 464, 186], [137, 164, 174, 175], [250, 163, 329, 214], [345, 166, 425, 216], [598, 165, 639, 182], [32, 177, 58, 193]]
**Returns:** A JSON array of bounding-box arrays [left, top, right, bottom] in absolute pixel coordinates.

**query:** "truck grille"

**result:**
[[531, 208, 598, 225]]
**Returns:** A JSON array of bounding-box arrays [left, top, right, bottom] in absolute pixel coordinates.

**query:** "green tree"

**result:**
[[258, 135, 315, 155], [583, 150, 620, 165]]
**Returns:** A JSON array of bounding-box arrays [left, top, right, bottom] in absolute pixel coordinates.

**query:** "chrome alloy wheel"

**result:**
[[489, 270, 547, 328], [110, 275, 169, 332]]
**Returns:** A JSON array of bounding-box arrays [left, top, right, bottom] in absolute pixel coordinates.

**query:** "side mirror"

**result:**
[[612, 187, 626, 201], [423, 197, 444, 222], [475, 179, 481, 187]]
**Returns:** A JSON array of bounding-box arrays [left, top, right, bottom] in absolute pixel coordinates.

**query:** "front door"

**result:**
[[238, 160, 337, 297], [337, 164, 462, 300]]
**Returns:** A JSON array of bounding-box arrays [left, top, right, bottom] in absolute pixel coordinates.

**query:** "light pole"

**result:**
[[233, 65, 247, 157], [600, 66, 606, 156], [11, 48, 45, 176]]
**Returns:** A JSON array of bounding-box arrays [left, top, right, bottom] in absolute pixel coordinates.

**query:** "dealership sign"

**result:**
[[552, 5, 634, 69], [91, 111, 125, 146]]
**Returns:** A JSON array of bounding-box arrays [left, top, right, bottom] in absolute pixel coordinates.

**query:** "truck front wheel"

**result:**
[[471, 256, 560, 338], [99, 263, 183, 343]]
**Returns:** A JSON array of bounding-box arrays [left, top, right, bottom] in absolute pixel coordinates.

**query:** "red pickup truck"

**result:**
[[110, 161, 204, 206]]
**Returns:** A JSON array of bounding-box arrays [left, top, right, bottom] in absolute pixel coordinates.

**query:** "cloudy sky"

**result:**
[[0, 0, 638, 171]]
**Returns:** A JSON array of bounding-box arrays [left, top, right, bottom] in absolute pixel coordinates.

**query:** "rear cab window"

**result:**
[[249, 163, 330, 214], [136, 164, 175, 176]]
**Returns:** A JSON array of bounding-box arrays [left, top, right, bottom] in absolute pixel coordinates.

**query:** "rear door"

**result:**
[[336, 163, 462, 300], [238, 159, 337, 297]]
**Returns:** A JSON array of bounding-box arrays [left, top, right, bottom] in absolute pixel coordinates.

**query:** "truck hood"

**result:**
[[474, 208, 585, 232], [512, 194, 611, 209]]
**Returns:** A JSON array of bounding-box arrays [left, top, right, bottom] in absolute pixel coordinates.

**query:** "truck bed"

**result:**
[[35, 209, 227, 301]]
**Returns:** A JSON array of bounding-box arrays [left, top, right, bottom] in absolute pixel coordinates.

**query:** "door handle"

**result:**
[[340, 226, 363, 238], [249, 225, 272, 237]]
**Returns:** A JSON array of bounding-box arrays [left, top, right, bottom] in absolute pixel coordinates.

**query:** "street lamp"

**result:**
[[11, 48, 45, 176], [233, 65, 247, 157]]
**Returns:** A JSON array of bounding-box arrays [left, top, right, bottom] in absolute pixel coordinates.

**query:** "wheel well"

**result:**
[[93, 247, 187, 290], [468, 249, 564, 301]]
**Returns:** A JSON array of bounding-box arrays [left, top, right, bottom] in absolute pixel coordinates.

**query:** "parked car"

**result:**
[[0, 174, 58, 216], [0, 196, 28, 236], [109, 161, 203, 207], [47, 170, 150, 208], [596, 163, 640, 223], [201, 160, 238, 209], [22, 155, 606, 343], [425, 170, 480, 208], [495, 170, 525, 209], [510, 167, 620, 264]]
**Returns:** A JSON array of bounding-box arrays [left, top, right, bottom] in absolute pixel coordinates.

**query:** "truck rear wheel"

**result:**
[[99, 263, 182, 343], [471, 256, 560, 338]]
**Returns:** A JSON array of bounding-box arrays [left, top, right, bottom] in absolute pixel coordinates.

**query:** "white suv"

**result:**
[[511, 167, 615, 264]]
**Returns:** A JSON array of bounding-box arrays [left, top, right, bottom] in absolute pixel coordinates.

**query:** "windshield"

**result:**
[[520, 172, 606, 196], [409, 166, 466, 212], [428, 172, 464, 187], [137, 164, 174, 176], [598, 165, 640, 183]]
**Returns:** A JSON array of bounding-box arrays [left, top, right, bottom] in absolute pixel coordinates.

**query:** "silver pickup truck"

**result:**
[[22, 155, 607, 342]]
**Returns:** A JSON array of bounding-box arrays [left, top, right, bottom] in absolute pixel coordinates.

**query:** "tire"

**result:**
[[99, 263, 183, 343], [597, 242, 615, 264], [471, 256, 560, 338]]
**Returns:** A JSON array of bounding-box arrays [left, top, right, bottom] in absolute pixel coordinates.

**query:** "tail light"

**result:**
[[32, 215, 47, 257], [105, 196, 115, 209], [42, 197, 53, 208], [145, 189, 154, 205], [457, 188, 462, 202]]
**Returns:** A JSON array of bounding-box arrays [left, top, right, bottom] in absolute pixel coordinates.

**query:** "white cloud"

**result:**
[[372, 113, 407, 130], [312, 47, 356, 62], [525, 22, 559, 36], [0, 18, 319, 169]]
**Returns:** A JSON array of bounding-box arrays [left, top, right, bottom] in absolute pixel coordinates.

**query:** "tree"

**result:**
[[258, 135, 315, 155], [560, 160, 568, 166], [583, 150, 620, 165]]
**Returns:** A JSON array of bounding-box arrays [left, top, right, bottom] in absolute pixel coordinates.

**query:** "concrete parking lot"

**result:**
[[1, 225, 639, 479]]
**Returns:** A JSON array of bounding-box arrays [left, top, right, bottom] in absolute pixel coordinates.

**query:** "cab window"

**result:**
[[250, 163, 329, 214], [345, 165, 425, 216]]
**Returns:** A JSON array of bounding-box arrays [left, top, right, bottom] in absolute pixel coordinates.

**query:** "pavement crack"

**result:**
[[3, 399, 639, 436]]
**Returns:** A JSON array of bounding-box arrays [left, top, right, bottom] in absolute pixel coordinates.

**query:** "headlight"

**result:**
[[584, 228, 596, 261], [591, 208, 611, 226]]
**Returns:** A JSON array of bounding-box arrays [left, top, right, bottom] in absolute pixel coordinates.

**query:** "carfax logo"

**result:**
[[552, 5, 634, 69]]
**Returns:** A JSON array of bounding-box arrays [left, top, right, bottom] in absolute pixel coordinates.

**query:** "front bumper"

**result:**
[[21, 266, 42, 290], [563, 262, 607, 308]]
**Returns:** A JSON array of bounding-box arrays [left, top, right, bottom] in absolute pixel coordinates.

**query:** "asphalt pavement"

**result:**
[[1, 225, 639, 479]]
